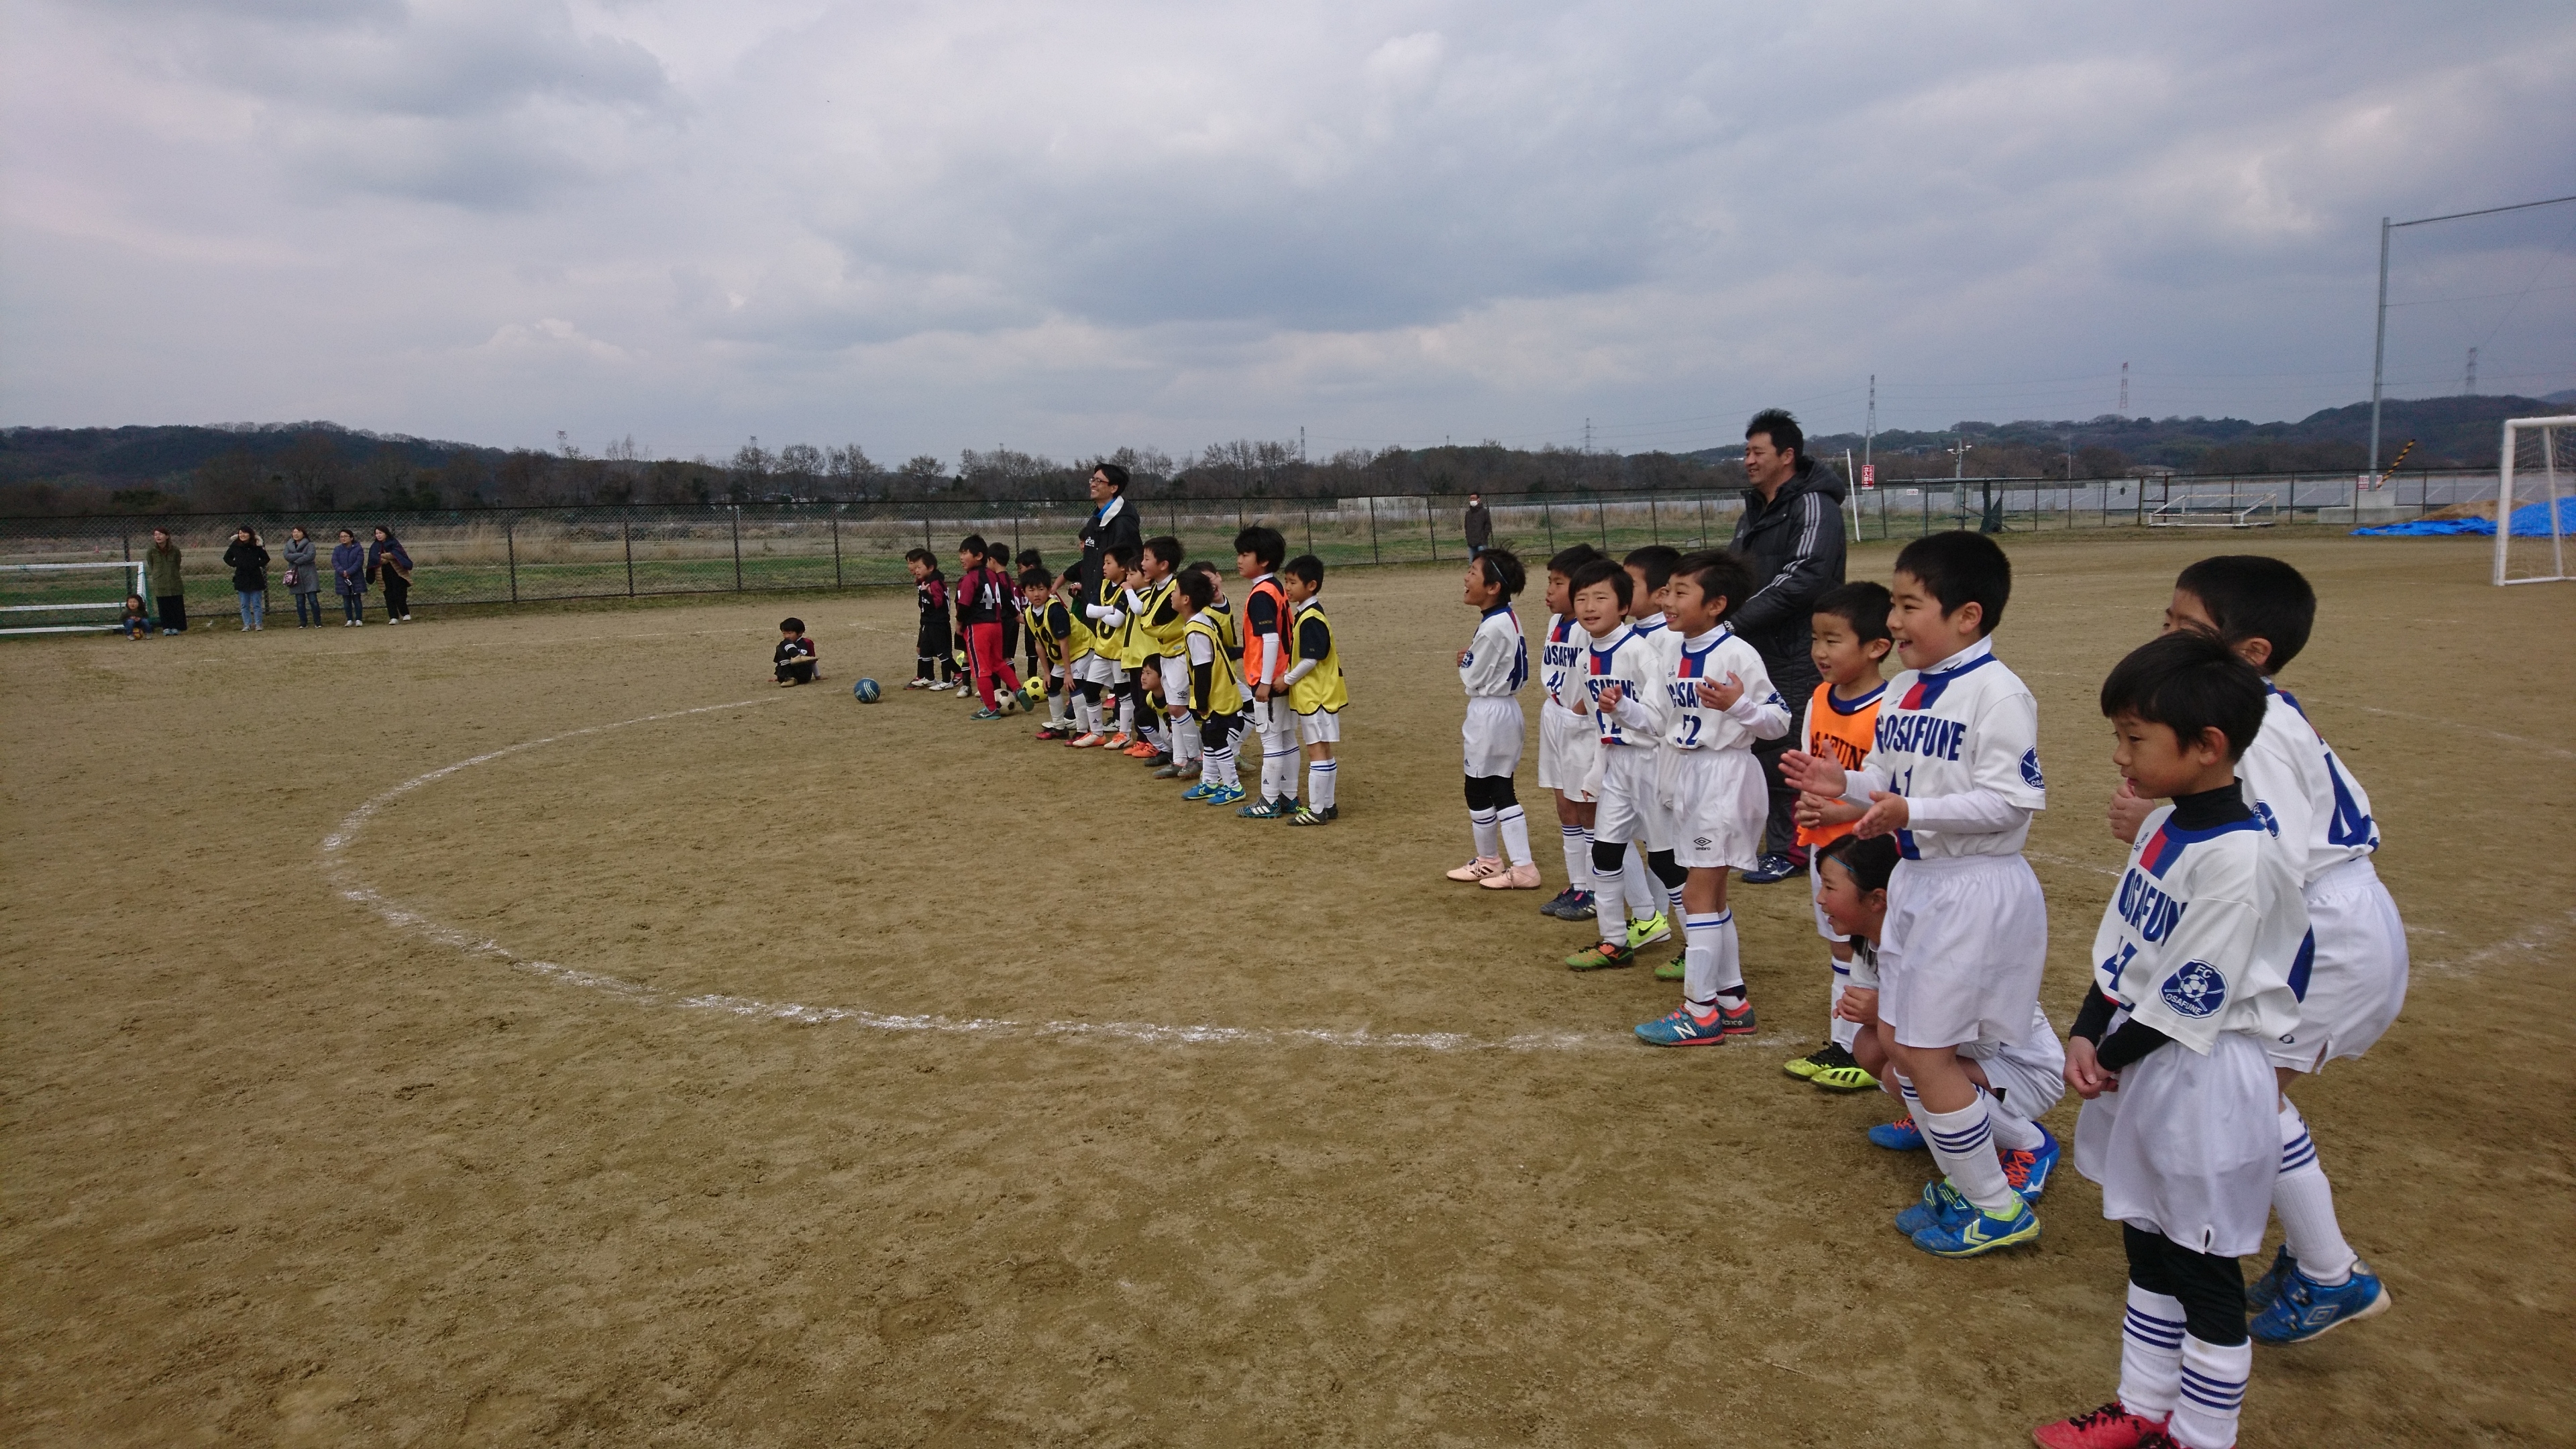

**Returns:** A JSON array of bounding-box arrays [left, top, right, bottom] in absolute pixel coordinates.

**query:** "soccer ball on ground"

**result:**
[[1018, 678, 1046, 710], [853, 678, 881, 703]]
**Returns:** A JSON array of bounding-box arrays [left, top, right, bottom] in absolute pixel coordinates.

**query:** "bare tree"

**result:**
[[776, 443, 824, 497]]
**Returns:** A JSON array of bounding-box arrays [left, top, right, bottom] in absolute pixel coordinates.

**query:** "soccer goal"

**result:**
[[2496, 416, 2575, 587], [2145, 484, 2277, 529], [0, 561, 150, 635]]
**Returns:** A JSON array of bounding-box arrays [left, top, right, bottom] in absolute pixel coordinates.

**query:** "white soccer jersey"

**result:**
[[1584, 623, 1662, 747], [1540, 613, 1593, 714], [2238, 685, 2381, 885], [1660, 626, 1790, 752], [1460, 604, 1528, 697], [1845, 637, 2045, 859], [2090, 801, 2309, 1053]]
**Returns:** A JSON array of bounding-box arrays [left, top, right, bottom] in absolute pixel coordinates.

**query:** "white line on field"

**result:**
[[320, 698, 1611, 1053]]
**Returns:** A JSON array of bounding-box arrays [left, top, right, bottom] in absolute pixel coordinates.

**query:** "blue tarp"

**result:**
[[2355, 494, 2576, 537]]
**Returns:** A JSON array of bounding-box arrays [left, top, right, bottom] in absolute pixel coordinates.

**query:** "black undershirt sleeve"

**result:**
[[1297, 615, 1330, 659], [1191, 659, 1214, 705], [2072, 983, 2174, 1071]]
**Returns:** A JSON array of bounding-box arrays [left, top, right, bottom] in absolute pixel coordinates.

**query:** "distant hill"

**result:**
[[0, 422, 500, 488]]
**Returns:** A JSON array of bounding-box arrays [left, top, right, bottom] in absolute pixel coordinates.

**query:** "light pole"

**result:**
[[2370, 195, 2576, 474]]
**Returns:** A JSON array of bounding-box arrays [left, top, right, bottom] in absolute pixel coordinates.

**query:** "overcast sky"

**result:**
[[3, 0, 2571, 463]]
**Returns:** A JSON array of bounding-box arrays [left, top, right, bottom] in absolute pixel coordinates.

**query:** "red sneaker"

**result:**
[[2032, 1401, 2170, 1449]]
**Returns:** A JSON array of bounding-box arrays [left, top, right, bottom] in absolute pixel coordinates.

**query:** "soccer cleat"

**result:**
[[1122, 739, 1158, 757], [1894, 1178, 1978, 1238], [1625, 912, 1673, 949], [1560, 890, 1597, 920], [1910, 1199, 2041, 1258], [2249, 1263, 2390, 1345], [1203, 784, 1246, 807], [1103, 733, 1134, 751], [1181, 780, 1220, 800], [1803, 1042, 1879, 1091], [2244, 1245, 2296, 1315], [1238, 797, 1298, 820], [1739, 852, 1799, 885], [1152, 761, 1189, 779], [2001, 1124, 2062, 1203], [2031, 1401, 2173, 1449], [1035, 725, 1067, 740], [970, 708, 1003, 720], [1717, 1000, 1757, 1036], [1447, 855, 1506, 881], [1069, 731, 1106, 748], [1868, 1114, 1926, 1151], [1564, 941, 1637, 971], [1286, 807, 1333, 826], [1633, 1005, 1729, 1046], [1144, 751, 1174, 768], [1652, 955, 1684, 981], [1783, 1043, 1835, 1079], [1539, 888, 1582, 918], [1479, 862, 1544, 890]]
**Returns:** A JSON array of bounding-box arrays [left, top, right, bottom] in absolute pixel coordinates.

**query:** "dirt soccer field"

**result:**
[[3, 531, 2570, 1447]]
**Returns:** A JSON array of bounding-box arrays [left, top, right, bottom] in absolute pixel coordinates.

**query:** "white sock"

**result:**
[[1307, 759, 1336, 810], [1208, 740, 1237, 789], [1918, 1097, 2019, 1216], [1497, 805, 1533, 867], [2116, 1283, 2186, 1421], [1174, 724, 1199, 767], [1665, 879, 1686, 922], [1468, 807, 1500, 860], [1116, 696, 1134, 734], [1049, 692, 1069, 727], [2274, 1100, 2357, 1285], [1828, 962, 1860, 1050], [1623, 850, 1656, 920], [1680, 910, 1736, 1012], [1561, 827, 1593, 894], [1984, 1084, 2043, 1151], [1594, 849, 1627, 946], [2170, 1335, 2249, 1449], [1268, 741, 1297, 801]]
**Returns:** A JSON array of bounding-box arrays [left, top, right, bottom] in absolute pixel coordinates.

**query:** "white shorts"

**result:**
[[1247, 695, 1292, 737], [2075, 1028, 2278, 1257], [1879, 853, 2048, 1051], [2274, 858, 2408, 1073], [1962, 1002, 2067, 1122], [1536, 703, 1601, 802], [1076, 653, 1118, 686], [1160, 659, 1191, 708], [1658, 748, 1766, 871], [1591, 745, 1671, 852], [1462, 695, 1525, 778], [1808, 855, 1849, 945], [1295, 708, 1340, 745]]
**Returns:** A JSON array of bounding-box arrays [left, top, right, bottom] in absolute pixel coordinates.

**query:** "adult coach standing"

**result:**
[[1075, 462, 1139, 613], [1728, 408, 1846, 883], [1462, 493, 1493, 556]]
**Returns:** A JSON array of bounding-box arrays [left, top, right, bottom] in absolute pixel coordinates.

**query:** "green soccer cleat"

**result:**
[[1625, 912, 1672, 950], [1783, 1043, 1835, 1079], [1652, 955, 1685, 981], [1564, 941, 1638, 971]]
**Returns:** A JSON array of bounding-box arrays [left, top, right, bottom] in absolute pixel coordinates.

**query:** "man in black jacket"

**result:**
[[1728, 408, 1847, 882], [1075, 462, 1141, 614]]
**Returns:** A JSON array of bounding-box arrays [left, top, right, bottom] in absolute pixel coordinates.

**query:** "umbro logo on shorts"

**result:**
[[1694, 835, 1714, 849]]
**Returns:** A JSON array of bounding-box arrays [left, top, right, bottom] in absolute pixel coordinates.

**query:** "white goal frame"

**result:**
[[2496, 415, 2574, 587], [0, 561, 150, 635], [2147, 489, 2277, 530]]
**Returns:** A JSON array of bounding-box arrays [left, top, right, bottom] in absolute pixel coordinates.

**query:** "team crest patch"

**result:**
[[2019, 748, 2045, 789], [2255, 800, 2281, 837], [2160, 960, 2226, 1018]]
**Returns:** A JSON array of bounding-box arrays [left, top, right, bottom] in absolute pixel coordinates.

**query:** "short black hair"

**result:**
[[1671, 549, 1756, 623], [1093, 462, 1130, 490], [1814, 580, 1893, 643], [1472, 547, 1527, 601], [779, 617, 804, 633], [1233, 525, 1286, 570], [1546, 543, 1603, 577], [2173, 555, 2316, 673], [1018, 566, 1053, 590], [1107, 541, 1141, 570], [1568, 557, 1633, 608], [1016, 549, 1044, 570], [1746, 408, 1804, 464], [959, 533, 987, 555], [1893, 531, 2011, 635], [904, 547, 938, 570], [1283, 553, 1324, 588], [2098, 629, 2268, 761], [1816, 832, 1900, 895], [1177, 569, 1217, 610], [1143, 535, 1185, 567], [1622, 545, 1681, 593]]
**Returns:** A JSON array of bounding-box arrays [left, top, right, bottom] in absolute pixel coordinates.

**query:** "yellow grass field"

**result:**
[[3, 531, 2569, 1447]]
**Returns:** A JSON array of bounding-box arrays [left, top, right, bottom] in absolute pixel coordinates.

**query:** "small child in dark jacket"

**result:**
[[122, 594, 151, 639], [774, 618, 818, 686]]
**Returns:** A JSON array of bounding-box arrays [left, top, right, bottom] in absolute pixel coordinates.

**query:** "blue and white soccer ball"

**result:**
[[853, 677, 881, 703]]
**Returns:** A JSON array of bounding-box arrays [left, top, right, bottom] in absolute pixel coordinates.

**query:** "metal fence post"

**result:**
[[506, 515, 519, 602], [1597, 500, 1607, 550], [1648, 493, 1660, 543], [624, 519, 635, 596], [922, 511, 932, 553], [833, 512, 843, 589], [1427, 498, 1438, 561], [1305, 504, 1313, 558], [732, 507, 743, 590], [1542, 498, 1555, 555], [1366, 497, 1380, 563]]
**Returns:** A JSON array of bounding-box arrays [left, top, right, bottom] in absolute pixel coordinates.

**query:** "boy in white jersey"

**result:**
[[1561, 559, 1689, 971], [1781, 531, 2049, 1258], [2037, 631, 2308, 1449], [1446, 549, 1541, 887], [1622, 549, 1790, 1044], [1616, 547, 1685, 960], [1534, 544, 1609, 920], [2108, 555, 2400, 1344]]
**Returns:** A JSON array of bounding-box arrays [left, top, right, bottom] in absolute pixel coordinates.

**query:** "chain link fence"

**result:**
[[0, 470, 2500, 621]]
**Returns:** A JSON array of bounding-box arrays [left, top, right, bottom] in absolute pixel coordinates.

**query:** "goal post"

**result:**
[[0, 561, 150, 635], [2495, 416, 2575, 587]]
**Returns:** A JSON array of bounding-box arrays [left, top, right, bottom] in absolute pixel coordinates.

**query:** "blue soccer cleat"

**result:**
[[2002, 1124, 2062, 1203], [1181, 781, 1220, 802], [2245, 1244, 2297, 1315], [1868, 1114, 1926, 1151], [2249, 1263, 2391, 1344], [1909, 1200, 2041, 1258], [1633, 1006, 1729, 1046], [1203, 784, 1246, 808], [1894, 1178, 1977, 1238]]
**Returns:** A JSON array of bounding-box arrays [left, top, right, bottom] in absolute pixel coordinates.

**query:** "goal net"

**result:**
[[2496, 416, 2575, 586], [0, 561, 150, 635]]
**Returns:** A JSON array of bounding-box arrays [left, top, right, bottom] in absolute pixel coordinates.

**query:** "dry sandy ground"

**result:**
[[3, 532, 2571, 1447]]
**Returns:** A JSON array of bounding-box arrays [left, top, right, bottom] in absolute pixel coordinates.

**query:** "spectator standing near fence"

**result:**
[[1463, 493, 1493, 557], [282, 527, 324, 628], [223, 526, 270, 631], [368, 526, 413, 623], [331, 529, 367, 625], [1075, 463, 1140, 616], [1727, 409, 1847, 884], [146, 527, 186, 635]]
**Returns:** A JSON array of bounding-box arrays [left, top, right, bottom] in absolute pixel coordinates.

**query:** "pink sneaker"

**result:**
[[1445, 856, 1505, 881], [1479, 862, 1544, 890]]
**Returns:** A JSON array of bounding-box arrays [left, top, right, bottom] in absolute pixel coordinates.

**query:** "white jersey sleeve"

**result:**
[[1855, 638, 2045, 859], [1540, 613, 1592, 714], [1582, 624, 1660, 747], [1664, 627, 1790, 751], [2090, 804, 2309, 1053], [1459, 606, 1529, 696], [2237, 686, 2379, 883]]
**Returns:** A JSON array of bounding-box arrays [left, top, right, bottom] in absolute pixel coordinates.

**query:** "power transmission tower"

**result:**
[[1863, 376, 1876, 482], [2118, 362, 2129, 417], [1582, 417, 1593, 454], [2465, 348, 2477, 394]]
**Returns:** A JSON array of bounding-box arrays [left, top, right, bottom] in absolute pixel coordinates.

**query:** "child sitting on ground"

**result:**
[[122, 594, 152, 639], [773, 617, 818, 685]]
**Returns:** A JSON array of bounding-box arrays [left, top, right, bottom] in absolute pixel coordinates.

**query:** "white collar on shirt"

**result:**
[[1921, 635, 1993, 674]]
